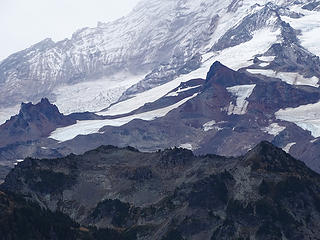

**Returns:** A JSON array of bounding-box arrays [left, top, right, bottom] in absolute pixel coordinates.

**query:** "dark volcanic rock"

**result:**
[[0, 191, 86, 239], [0, 98, 75, 148], [2, 142, 320, 239]]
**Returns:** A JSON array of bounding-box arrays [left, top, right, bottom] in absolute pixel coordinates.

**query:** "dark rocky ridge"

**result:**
[[0, 190, 146, 240], [2, 141, 320, 239], [0, 98, 75, 148]]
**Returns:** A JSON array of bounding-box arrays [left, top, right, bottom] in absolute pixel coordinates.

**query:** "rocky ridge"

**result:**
[[2, 141, 320, 239]]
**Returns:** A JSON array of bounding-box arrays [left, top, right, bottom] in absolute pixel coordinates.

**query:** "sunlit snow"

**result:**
[[50, 93, 198, 142], [258, 56, 276, 62], [282, 6, 320, 57], [166, 85, 202, 97], [203, 120, 223, 132], [226, 84, 256, 115], [246, 69, 319, 87], [283, 142, 296, 153], [276, 101, 320, 138], [54, 72, 145, 114], [262, 123, 286, 136], [179, 143, 193, 150]]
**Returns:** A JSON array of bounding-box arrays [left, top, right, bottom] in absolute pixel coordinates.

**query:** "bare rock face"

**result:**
[[0, 98, 75, 148], [2, 142, 320, 240]]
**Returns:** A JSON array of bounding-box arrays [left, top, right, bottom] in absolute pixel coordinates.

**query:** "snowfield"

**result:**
[[276, 101, 320, 138], [54, 72, 146, 114], [179, 143, 193, 150], [48, 25, 282, 141], [282, 6, 320, 57], [98, 27, 278, 118], [206, 28, 281, 71], [50, 93, 199, 142], [246, 69, 319, 87]]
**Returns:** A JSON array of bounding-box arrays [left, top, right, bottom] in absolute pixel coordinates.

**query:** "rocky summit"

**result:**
[[2, 141, 320, 240], [0, 98, 75, 148]]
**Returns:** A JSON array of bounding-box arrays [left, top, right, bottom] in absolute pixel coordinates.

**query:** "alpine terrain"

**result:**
[[1, 0, 320, 238]]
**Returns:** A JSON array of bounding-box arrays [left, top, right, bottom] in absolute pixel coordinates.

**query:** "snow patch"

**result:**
[[246, 69, 319, 87], [259, 62, 270, 67], [203, 120, 223, 132], [226, 84, 256, 115], [276, 101, 320, 138], [166, 85, 202, 97], [14, 159, 24, 166], [262, 123, 286, 136], [258, 56, 276, 62], [50, 93, 199, 142], [311, 138, 318, 143], [283, 142, 296, 153], [179, 143, 193, 150]]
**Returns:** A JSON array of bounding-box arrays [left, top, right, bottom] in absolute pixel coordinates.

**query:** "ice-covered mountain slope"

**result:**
[[1, 0, 319, 124]]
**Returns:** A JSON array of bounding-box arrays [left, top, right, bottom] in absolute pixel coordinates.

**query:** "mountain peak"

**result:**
[[243, 141, 309, 173], [0, 99, 75, 148], [205, 61, 228, 80], [204, 61, 253, 87], [19, 98, 60, 121]]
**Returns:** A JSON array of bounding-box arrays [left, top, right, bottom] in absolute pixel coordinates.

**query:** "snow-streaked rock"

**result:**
[[262, 123, 286, 136], [226, 84, 256, 115]]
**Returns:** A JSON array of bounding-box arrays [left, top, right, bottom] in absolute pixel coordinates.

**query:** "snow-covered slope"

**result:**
[[276, 101, 320, 138], [50, 93, 199, 142], [0, 0, 319, 125]]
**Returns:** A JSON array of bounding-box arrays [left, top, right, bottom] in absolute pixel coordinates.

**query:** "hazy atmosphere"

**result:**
[[0, 0, 140, 60]]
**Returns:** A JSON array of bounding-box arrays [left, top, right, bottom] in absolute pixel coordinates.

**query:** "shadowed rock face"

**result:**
[[2, 142, 320, 240], [0, 190, 86, 239], [0, 190, 144, 240], [0, 98, 75, 148]]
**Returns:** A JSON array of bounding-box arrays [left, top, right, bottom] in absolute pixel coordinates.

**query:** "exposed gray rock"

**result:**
[[2, 142, 320, 239]]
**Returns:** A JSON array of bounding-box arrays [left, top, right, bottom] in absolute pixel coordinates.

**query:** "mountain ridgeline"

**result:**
[[0, 1, 320, 238], [1, 142, 320, 239]]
